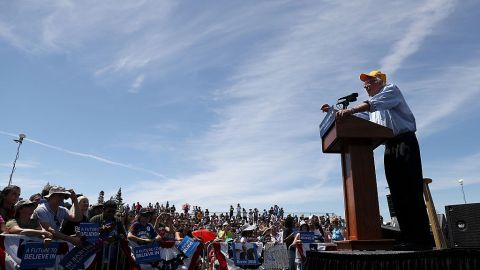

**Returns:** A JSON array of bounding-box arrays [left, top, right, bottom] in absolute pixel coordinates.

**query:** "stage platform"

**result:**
[[305, 248, 480, 270]]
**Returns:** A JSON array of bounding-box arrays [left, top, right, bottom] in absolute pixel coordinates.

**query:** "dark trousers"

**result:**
[[384, 132, 432, 247]]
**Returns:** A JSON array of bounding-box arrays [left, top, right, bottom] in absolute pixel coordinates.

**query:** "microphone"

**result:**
[[337, 93, 358, 103], [336, 93, 358, 109]]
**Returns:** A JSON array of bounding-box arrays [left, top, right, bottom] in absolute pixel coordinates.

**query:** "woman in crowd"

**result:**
[[5, 199, 53, 239], [123, 210, 136, 231], [293, 221, 311, 270], [128, 209, 160, 245], [61, 196, 90, 237], [217, 222, 233, 241], [175, 221, 194, 241], [0, 185, 21, 222], [0, 215, 6, 233], [312, 221, 325, 242], [329, 217, 345, 241], [261, 226, 280, 243], [155, 212, 176, 241]]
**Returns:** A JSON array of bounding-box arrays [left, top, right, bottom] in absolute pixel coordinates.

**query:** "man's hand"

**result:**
[[142, 239, 153, 244], [321, 104, 331, 113], [102, 224, 115, 232], [43, 230, 53, 239], [68, 189, 77, 198], [47, 228, 57, 238], [336, 109, 354, 120]]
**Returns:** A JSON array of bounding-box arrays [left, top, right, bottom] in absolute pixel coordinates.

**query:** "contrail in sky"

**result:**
[[0, 131, 166, 179]]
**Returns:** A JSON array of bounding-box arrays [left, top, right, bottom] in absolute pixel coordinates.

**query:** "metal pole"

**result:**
[[459, 179, 467, 204], [8, 134, 26, 186]]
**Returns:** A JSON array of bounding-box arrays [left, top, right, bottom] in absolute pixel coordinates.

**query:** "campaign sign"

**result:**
[[20, 242, 59, 269], [299, 231, 315, 243], [60, 243, 97, 270], [232, 242, 259, 266], [263, 243, 289, 270], [176, 236, 200, 257], [133, 242, 161, 264], [319, 106, 336, 138], [80, 222, 100, 243]]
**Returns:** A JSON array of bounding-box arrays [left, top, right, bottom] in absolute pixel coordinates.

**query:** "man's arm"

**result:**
[[67, 189, 82, 222], [127, 231, 152, 244], [336, 102, 371, 119]]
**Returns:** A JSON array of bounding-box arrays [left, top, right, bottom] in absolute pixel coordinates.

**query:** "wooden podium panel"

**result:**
[[322, 114, 393, 153], [321, 114, 394, 250]]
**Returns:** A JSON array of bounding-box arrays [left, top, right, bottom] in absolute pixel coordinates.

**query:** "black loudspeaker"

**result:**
[[445, 203, 480, 248]]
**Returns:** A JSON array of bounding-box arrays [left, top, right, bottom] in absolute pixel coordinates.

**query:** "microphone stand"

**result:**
[[336, 99, 350, 110]]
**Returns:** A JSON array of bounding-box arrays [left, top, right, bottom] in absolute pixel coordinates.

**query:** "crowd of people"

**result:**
[[0, 183, 346, 269]]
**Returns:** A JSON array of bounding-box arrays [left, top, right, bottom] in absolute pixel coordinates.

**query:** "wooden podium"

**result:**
[[320, 112, 394, 250]]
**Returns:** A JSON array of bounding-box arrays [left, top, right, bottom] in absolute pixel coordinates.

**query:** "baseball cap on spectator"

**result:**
[[44, 186, 71, 199], [29, 193, 42, 203], [91, 203, 103, 209], [15, 199, 36, 211], [103, 200, 117, 209], [139, 208, 151, 217]]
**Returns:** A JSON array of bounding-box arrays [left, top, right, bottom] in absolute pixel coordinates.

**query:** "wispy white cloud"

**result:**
[[128, 74, 145, 93], [402, 61, 480, 135], [117, 1, 464, 211], [0, 21, 32, 52], [380, 0, 457, 74], [0, 131, 166, 179], [0, 160, 39, 169]]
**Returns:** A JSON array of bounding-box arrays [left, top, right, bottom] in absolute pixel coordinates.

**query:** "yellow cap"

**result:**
[[360, 70, 387, 83]]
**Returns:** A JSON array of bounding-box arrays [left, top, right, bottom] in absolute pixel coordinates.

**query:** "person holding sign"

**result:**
[[90, 200, 126, 242], [128, 209, 161, 245], [5, 199, 53, 240], [293, 221, 312, 270], [61, 196, 90, 237], [154, 212, 176, 241], [175, 221, 194, 241]]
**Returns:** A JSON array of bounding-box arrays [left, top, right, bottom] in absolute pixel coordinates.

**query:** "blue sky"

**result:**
[[1, 0, 479, 219]]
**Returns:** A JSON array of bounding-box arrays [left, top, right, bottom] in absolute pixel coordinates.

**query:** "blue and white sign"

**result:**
[[60, 243, 97, 270], [20, 242, 59, 269], [232, 242, 259, 266], [299, 231, 315, 243], [80, 222, 100, 243], [133, 243, 161, 264], [176, 236, 200, 257], [319, 106, 337, 138]]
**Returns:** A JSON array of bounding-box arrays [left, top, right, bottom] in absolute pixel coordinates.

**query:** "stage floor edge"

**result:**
[[305, 248, 480, 270]]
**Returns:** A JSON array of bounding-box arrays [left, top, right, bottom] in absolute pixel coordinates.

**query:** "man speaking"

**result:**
[[334, 70, 432, 250]]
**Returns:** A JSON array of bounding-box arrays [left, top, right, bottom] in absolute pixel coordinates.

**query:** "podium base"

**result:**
[[335, 239, 394, 251]]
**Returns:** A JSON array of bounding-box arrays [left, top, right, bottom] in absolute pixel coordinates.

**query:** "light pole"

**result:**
[[458, 179, 467, 204], [8, 134, 26, 186]]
